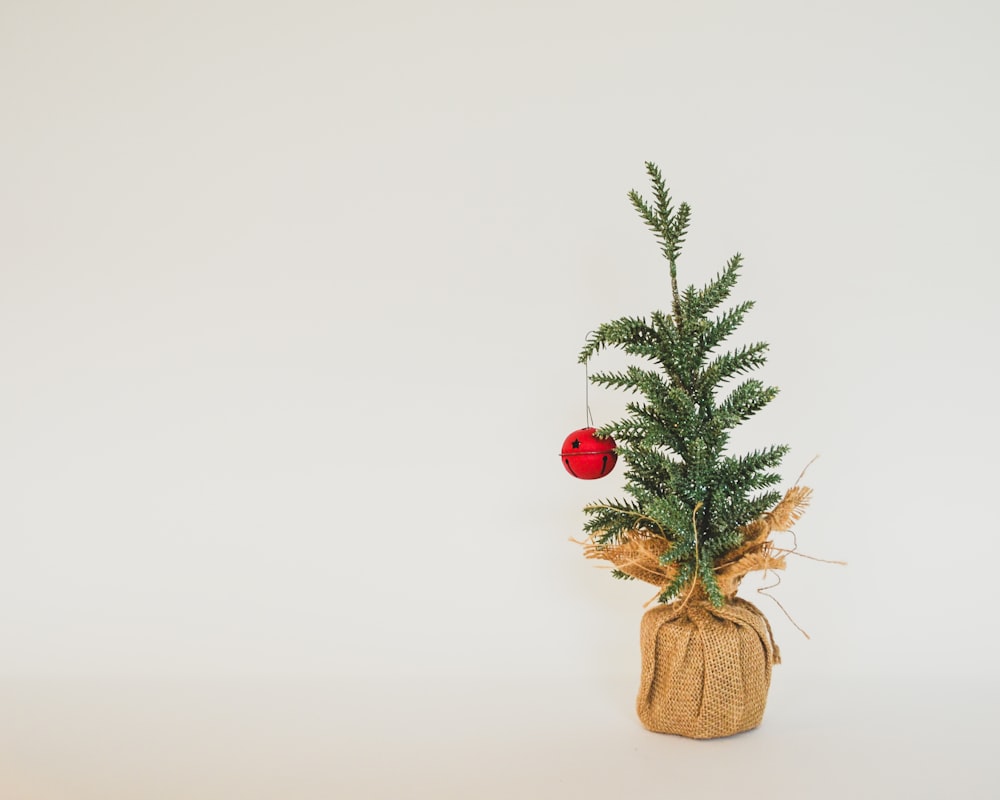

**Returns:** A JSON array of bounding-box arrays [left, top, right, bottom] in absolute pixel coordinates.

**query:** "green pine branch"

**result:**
[[699, 342, 770, 391], [699, 300, 755, 359], [682, 254, 743, 319], [717, 379, 780, 426], [579, 316, 658, 364]]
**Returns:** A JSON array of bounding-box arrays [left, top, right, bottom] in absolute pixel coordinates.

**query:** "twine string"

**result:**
[[756, 571, 811, 640]]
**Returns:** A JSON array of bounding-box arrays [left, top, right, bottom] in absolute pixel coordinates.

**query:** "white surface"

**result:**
[[1, 675, 997, 799], [2, 0, 1000, 794]]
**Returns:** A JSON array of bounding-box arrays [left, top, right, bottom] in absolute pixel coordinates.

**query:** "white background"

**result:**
[[2, 0, 999, 796]]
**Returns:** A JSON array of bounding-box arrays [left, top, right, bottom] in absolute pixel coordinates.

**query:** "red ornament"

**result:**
[[561, 427, 617, 480]]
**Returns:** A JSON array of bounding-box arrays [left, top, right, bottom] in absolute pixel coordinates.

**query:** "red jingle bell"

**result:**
[[561, 427, 617, 480]]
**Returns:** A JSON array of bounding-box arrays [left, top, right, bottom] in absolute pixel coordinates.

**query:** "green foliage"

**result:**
[[582, 496, 661, 545], [580, 162, 787, 607]]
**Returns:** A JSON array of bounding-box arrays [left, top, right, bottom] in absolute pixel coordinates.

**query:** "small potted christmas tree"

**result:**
[[571, 163, 813, 739]]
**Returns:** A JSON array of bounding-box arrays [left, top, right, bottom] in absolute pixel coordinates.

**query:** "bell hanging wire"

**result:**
[[584, 330, 596, 429], [585, 362, 594, 429]]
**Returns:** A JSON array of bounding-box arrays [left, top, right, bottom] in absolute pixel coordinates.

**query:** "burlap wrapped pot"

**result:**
[[636, 596, 780, 739], [580, 487, 817, 738]]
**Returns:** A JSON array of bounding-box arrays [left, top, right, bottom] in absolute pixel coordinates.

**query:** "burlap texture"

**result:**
[[636, 596, 780, 739], [582, 486, 812, 595]]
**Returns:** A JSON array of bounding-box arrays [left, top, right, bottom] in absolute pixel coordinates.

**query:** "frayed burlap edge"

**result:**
[[581, 485, 812, 600]]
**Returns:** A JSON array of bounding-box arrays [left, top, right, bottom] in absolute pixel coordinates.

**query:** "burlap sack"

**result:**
[[636, 596, 780, 739]]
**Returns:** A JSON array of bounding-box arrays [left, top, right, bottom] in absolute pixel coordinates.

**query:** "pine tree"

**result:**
[[579, 163, 787, 608]]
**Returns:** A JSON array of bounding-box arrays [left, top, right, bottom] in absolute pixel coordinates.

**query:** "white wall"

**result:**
[[2, 0, 997, 682]]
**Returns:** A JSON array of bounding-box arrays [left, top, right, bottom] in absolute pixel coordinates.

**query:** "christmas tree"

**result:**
[[579, 162, 795, 608]]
